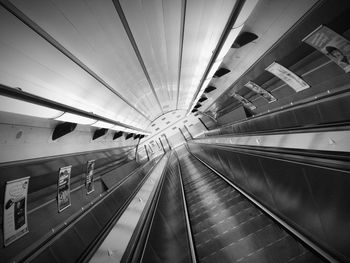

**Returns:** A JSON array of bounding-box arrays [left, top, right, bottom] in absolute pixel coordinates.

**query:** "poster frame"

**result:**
[[244, 81, 277, 103], [302, 25, 350, 73], [3, 176, 30, 247], [57, 165, 72, 213], [86, 160, 95, 195], [265, 62, 310, 92]]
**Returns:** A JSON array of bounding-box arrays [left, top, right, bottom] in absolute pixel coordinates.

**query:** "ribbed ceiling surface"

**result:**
[[0, 0, 237, 131]]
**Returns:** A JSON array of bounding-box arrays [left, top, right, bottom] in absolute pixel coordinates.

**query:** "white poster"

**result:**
[[303, 25, 350, 73], [57, 166, 72, 212], [231, 93, 256, 110], [86, 160, 95, 195], [244, 81, 276, 103], [3, 177, 30, 246], [266, 62, 310, 92]]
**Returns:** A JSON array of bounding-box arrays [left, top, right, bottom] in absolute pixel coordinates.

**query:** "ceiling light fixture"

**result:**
[[0, 84, 150, 135], [0, 95, 63, 119], [187, 26, 243, 115], [55, 112, 97, 125], [91, 120, 115, 129], [187, 0, 259, 116]]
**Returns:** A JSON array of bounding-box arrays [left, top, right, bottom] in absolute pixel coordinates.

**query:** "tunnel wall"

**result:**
[[0, 146, 142, 262], [188, 142, 350, 262]]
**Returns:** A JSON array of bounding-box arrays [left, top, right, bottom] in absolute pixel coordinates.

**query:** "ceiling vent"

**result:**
[[213, 68, 230, 78], [198, 95, 207, 102], [113, 131, 123, 140], [231, 32, 258, 48], [52, 122, 77, 140], [93, 128, 108, 140], [125, 133, 133, 140], [204, 86, 217, 93]]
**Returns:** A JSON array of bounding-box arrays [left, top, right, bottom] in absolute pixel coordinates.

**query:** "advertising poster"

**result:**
[[86, 160, 95, 195], [303, 25, 350, 73], [231, 93, 256, 110], [244, 81, 276, 103], [3, 177, 29, 246], [266, 62, 310, 92], [57, 166, 71, 212]]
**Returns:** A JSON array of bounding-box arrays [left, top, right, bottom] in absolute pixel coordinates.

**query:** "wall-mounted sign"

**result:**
[[266, 62, 310, 92], [231, 93, 256, 110], [303, 25, 350, 73], [244, 81, 276, 103], [86, 160, 95, 195], [57, 166, 71, 212], [3, 177, 29, 246]]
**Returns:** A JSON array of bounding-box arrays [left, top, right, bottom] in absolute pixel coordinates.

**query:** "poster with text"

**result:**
[[244, 81, 276, 103], [266, 62, 310, 92], [57, 166, 71, 212], [86, 160, 95, 195], [3, 177, 29, 246], [303, 25, 350, 73], [231, 93, 256, 110]]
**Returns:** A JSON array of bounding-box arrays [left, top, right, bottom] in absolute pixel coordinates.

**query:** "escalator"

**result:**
[[178, 151, 324, 263]]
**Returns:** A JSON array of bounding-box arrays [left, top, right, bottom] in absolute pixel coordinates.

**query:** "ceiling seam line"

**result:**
[[0, 0, 151, 122], [185, 0, 246, 115], [175, 0, 187, 110], [112, 0, 164, 115]]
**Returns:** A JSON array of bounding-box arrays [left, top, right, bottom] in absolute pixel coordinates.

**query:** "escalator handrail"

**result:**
[[77, 155, 164, 262], [174, 150, 198, 263], [121, 152, 171, 263]]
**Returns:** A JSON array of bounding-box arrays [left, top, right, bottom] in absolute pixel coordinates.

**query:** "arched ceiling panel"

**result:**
[[177, 0, 236, 109], [10, 0, 162, 120], [119, 0, 182, 112], [0, 5, 151, 130]]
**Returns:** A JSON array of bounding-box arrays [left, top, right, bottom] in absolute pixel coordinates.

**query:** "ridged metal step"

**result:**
[[179, 153, 324, 263]]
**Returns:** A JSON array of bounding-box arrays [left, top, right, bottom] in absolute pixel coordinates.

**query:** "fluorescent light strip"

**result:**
[[55, 112, 97, 125], [0, 94, 151, 135], [217, 25, 243, 60], [188, 25, 244, 114], [91, 120, 115, 129], [0, 95, 63, 119]]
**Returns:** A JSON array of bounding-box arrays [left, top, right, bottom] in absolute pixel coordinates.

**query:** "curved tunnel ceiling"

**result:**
[[0, 0, 239, 131], [0, 0, 320, 136]]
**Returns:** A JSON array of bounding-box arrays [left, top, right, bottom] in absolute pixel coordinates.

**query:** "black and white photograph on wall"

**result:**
[[86, 160, 95, 195], [57, 165, 72, 212], [3, 177, 30, 246], [265, 62, 310, 92], [244, 81, 277, 103], [231, 92, 257, 110], [303, 25, 350, 73]]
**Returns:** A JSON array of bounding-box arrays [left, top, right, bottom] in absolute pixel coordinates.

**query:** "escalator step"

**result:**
[[178, 151, 324, 263]]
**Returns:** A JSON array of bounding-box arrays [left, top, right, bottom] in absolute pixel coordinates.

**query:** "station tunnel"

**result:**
[[0, 0, 350, 262]]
